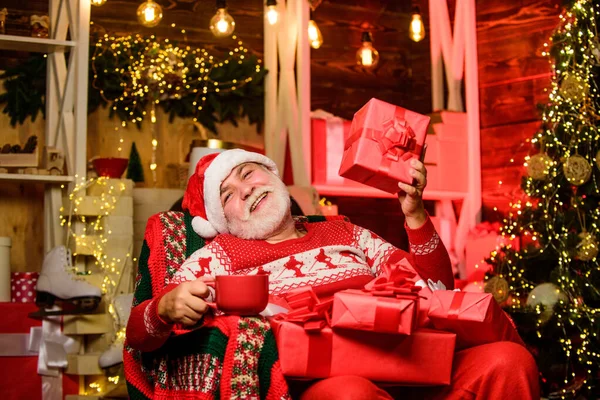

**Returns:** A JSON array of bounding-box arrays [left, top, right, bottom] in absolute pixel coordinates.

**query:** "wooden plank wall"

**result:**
[[476, 0, 562, 218]]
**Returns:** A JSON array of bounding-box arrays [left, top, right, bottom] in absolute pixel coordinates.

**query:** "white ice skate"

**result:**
[[32, 245, 102, 318], [99, 293, 133, 370]]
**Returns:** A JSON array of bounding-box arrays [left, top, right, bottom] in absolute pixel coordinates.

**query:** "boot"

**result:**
[[32, 246, 102, 318], [99, 293, 133, 369]]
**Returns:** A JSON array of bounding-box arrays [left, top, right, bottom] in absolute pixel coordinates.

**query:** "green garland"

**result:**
[[0, 34, 266, 134]]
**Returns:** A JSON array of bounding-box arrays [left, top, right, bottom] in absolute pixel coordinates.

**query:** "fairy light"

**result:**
[[60, 177, 129, 297], [487, 1, 600, 395], [91, 34, 263, 179]]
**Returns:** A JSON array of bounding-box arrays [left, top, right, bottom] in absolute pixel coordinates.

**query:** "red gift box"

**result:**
[[311, 115, 352, 185], [427, 291, 525, 350], [11, 272, 39, 303], [339, 98, 430, 194], [331, 290, 418, 334], [276, 324, 455, 384], [331, 257, 422, 335], [0, 303, 78, 400]]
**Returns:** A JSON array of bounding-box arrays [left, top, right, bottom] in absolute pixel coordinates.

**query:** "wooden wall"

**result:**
[[476, 0, 562, 218]]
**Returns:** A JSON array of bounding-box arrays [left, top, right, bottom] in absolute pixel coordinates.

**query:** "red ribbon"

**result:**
[[373, 297, 404, 333], [447, 291, 466, 320], [275, 287, 334, 377]]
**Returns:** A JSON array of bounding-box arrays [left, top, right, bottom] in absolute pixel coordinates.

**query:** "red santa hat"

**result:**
[[182, 149, 279, 238]]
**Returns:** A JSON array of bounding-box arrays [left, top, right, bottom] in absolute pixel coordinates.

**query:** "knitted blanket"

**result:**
[[124, 211, 327, 399]]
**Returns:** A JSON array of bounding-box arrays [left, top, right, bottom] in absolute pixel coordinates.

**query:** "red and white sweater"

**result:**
[[127, 217, 453, 352]]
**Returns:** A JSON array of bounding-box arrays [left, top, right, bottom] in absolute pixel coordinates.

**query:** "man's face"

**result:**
[[220, 162, 291, 239]]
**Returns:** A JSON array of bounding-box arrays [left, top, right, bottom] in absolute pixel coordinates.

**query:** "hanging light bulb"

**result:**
[[91, 0, 107, 6], [137, 0, 163, 27], [210, 0, 235, 38], [356, 31, 379, 68], [409, 7, 425, 42], [265, 0, 278, 26], [308, 12, 323, 49]]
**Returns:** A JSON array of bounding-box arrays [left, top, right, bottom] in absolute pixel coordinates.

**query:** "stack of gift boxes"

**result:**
[[275, 99, 524, 384], [271, 258, 524, 384]]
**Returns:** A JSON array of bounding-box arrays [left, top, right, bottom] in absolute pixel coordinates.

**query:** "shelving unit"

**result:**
[[0, 34, 76, 52], [0, 173, 74, 183], [0, 0, 92, 396]]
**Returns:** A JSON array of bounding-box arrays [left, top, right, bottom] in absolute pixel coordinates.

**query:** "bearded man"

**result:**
[[126, 149, 539, 400]]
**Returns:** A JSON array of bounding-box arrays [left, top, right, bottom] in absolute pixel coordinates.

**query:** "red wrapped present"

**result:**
[[428, 290, 525, 350], [273, 287, 455, 385], [331, 258, 421, 334], [311, 111, 353, 185], [339, 98, 430, 194], [11, 272, 39, 303], [0, 303, 78, 400]]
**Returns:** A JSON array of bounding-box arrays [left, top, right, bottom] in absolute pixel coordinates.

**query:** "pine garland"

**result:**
[[0, 34, 266, 135]]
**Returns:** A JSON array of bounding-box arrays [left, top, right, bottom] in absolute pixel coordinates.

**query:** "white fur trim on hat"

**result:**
[[201, 149, 279, 236], [191, 216, 219, 238]]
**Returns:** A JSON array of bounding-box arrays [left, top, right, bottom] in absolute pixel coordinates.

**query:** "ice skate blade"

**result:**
[[30, 292, 102, 319]]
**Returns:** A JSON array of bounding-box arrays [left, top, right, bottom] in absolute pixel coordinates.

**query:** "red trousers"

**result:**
[[290, 342, 540, 400]]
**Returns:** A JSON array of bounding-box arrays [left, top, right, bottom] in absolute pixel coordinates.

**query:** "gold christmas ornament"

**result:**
[[559, 74, 588, 103], [595, 150, 600, 170], [563, 155, 591, 185], [591, 39, 600, 65], [484, 276, 509, 303], [526, 282, 567, 324], [576, 231, 598, 261], [527, 153, 552, 180]]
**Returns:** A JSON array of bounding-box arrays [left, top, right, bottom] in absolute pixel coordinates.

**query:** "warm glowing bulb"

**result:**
[[210, 8, 235, 37], [308, 20, 323, 49], [356, 32, 379, 68], [409, 12, 425, 42], [266, 6, 278, 25], [136, 0, 163, 27], [91, 0, 107, 6]]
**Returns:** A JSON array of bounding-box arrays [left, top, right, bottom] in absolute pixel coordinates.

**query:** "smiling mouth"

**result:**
[[250, 192, 268, 212]]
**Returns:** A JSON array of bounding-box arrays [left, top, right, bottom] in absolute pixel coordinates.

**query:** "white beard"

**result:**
[[226, 175, 291, 240]]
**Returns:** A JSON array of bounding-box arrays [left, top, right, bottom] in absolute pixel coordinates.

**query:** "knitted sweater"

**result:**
[[125, 213, 452, 399]]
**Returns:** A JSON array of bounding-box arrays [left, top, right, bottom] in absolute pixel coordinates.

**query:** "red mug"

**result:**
[[207, 274, 269, 316]]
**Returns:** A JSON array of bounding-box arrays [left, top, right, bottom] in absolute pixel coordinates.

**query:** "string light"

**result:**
[[60, 177, 130, 297], [210, 0, 235, 38], [91, 34, 263, 177], [91, 0, 107, 6], [265, 0, 279, 26], [137, 0, 163, 27], [308, 13, 323, 49], [356, 31, 379, 68], [409, 7, 425, 42]]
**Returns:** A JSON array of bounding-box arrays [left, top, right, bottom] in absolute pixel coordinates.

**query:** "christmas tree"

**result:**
[[126, 142, 145, 183], [484, 1, 600, 397]]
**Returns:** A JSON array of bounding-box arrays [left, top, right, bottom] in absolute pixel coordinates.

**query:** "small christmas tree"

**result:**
[[126, 142, 145, 183]]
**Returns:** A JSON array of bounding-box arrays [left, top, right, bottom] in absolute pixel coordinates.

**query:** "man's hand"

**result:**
[[397, 158, 427, 229], [157, 279, 212, 326]]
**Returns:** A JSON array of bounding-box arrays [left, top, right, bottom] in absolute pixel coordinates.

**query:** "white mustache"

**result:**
[[241, 186, 275, 221]]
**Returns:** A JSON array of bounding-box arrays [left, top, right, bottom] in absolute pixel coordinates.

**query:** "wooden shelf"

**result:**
[[0, 34, 75, 53], [313, 184, 468, 201], [0, 173, 74, 183]]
